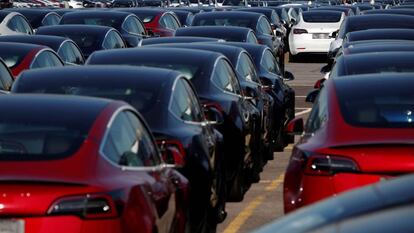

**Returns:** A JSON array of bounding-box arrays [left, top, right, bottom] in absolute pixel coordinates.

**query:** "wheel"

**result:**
[[226, 163, 245, 202]]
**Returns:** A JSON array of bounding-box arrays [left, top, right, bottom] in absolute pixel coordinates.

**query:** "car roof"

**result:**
[[61, 10, 133, 20], [116, 7, 170, 15], [36, 25, 114, 36], [175, 26, 252, 40], [344, 43, 414, 55], [338, 51, 414, 67], [363, 8, 414, 16], [346, 28, 414, 42], [141, 36, 222, 46], [347, 14, 414, 25], [194, 11, 263, 20], [0, 35, 70, 51]]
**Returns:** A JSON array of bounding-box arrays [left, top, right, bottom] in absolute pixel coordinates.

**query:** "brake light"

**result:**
[[48, 193, 119, 219], [157, 139, 186, 165], [304, 155, 360, 176], [293, 29, 308, 34]]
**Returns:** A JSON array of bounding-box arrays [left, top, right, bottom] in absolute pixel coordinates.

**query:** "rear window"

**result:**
[[61, 17, 122, 28], [336, 77, 414, 128], [302, 11, 342, 23], [195, 18, 255, 28], [0, 102, 100, 160]]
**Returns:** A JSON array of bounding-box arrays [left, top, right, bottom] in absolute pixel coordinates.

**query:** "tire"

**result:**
[[227, 163, 245, 202]]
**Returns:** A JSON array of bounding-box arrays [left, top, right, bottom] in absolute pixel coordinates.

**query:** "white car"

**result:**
[[288, 10, 345, 57], [0, 11, 33, 36], [67, 0, 84, 8]]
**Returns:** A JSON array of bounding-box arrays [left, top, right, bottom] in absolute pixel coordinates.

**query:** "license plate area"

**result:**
[[312, 33, 329, 39], [0, 220, 24, 233]]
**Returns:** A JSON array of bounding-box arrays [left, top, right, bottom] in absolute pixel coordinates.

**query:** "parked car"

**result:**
[[328, 14, 414, 60], [36, 25, 126, 59], [140, 36, 223, 46], [87, 47, 256, 204], [118, 8, 181, 37], [191, 11, 285, 71], [14, 64, 226, 233], [59, 10, 147, 47], [0, 42, 64, 78], [175, 26, 259, 44], [254, 174, 414, 233], [289, 10, 344, 59], [0, 93, 189, 233], [0, 11, 33, 36], [284, 73, 414, 213], [0, 35, 85, 65], [4, 9, 61, 29]]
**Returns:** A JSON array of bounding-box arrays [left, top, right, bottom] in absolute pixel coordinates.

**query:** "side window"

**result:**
[[159, 15, 168, 28], [103, 31, 125, 49], [247, 31, 258, 44], [182, 79, 204, 122], [68, 42, 85, 64], [42, 14, 61, 26], [212, 59, 242, 95], [260, 50, 281, 75], [7, 15, 32, 34], [102, 111, 161, 167], [305, 87, 328, 134], [256, 17, 272, 35], [271, 12, 281, 25], [57, 42, 76, 64], [170, 79, 202, 122], [0, 62, 13, 91], [123, 17, 140, 34], [236, 53, 260, 83], [30, 50, 63, 69]]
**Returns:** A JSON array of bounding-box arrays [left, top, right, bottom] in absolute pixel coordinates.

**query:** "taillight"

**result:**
[[304, 155, 360, 176], [293, 29, 308, 34], [48, 193, 119, 219], [157, 139, 186, 165]]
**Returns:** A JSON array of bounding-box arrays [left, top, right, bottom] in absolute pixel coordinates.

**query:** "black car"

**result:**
[[59, 10, 147, 48], [4, 9, 61, 29], [0, 35, 85, 65], [175, 26, 259, 43], [253, 172, 414, 233], [191, 11, 284, 70], [223, 42, 296, 149], [149, 42, 275, 182], [36, 25, 126, 59], [0, 58, 13, 92], [12, 65, 224, 233], [87, 47, 256, 203], [344, 28, 414, 44], [362, 8, 414, 16], [330, 51, 414, 78], [140, 36, 223, 46]]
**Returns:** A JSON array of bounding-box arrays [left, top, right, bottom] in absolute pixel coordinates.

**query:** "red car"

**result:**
[[120, 9, 181, 37], [0, 94, 188, 233], [284, 73, 414, 213], [0, 42, 63, 78]]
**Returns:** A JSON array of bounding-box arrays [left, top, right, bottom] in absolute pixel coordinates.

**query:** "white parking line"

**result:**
[[295, 108, 312, 117]]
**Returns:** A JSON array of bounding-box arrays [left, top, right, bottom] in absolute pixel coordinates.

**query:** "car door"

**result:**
[[101, 110, 178, 233], [30, 50, 64, 69]]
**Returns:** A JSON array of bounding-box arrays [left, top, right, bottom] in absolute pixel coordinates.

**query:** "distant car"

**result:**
[[0, 35, 85, 65], [14, 64, 225, 233], [0, 42, 64, 78], [140, 36, 223, 46], [0, 11, 33, 36], [284, 73, 414, 213], [36, 25, 126, 59], [191, 11, 284, 70], [330, 52, 414, 78], [168, 9, 194, 26], [87, 47, 257, 204], [362, 8, 414, 16], [254, 174, 414, 233], [328, 14, 414, 60], [175, 26, 259, 43], [59, 10, 147, 47], [289, 10, 344, 58], [4, 9, 61, 29], [0, 58, 13, 91], [111, 0, 138, 7], [118, 8, 181, 37], [0, 0, 13, 8], [0, 93, 189, 233]]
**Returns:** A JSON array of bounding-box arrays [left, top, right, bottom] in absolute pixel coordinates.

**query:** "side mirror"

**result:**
[[284, 71, 295, 81], [285, 117, 304, 135], [330, 30, 338, 38], [203, 105, 224, 125], [259, 76, 274, 91], [320, 64, 331, 74], [158, 141, 185, 168], [314, 78, 326, 89], [306, 89, 320, 103]]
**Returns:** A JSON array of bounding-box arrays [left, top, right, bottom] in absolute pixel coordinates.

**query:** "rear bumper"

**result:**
[[9, 216, 126, 233], [289, 34, 333, 55]]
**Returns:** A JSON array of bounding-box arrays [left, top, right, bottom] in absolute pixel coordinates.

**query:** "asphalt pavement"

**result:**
[[217, 54, 327, 233]]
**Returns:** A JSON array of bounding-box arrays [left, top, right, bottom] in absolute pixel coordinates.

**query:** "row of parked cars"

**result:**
[[254, 1, 414, 233], [0, 2, 299, 233]]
